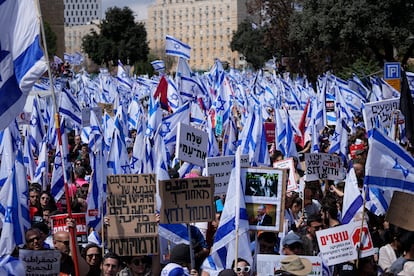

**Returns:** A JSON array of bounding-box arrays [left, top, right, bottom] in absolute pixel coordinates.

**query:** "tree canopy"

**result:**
[[82, 7, 149, 68], [232, 0, 414, 79]]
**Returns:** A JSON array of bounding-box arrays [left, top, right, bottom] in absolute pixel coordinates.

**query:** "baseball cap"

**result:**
[[282, 232, 303, 246], [161, 263, 189, 276]]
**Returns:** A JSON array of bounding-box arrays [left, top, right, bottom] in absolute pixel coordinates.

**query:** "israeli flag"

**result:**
[[166, 35, 191, 60]]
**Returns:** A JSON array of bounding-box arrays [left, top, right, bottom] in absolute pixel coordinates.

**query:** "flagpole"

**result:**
[[234, 146, 241, 265], [356, 185, 368, 269], [35, 1, 80, 275]]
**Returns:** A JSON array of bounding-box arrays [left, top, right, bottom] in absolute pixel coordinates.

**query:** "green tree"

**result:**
[[230, 20, 273, 69], [43, 21, 57, 57], [82, 7, 149, 68], [288, 0, 414, 80]]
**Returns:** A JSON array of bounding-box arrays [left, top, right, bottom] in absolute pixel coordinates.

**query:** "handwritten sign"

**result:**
[[386, 191, 414, 231], [206, 155, 249, 195], [175, 123, 208, 167], [159, 176, 214, 224], [257, 254, 322, 276], [273, 158, 298, 192], [304, 153, 345, 181], [107, 174, 158, 256], [20, 249, 61, 276], [50, 213, 88, 244], [362, 98, 400, 131], [316, 221, 374, 266]]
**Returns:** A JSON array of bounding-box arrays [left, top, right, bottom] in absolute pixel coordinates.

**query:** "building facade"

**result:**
[[64, 0, 102, 26], [147, 0, 249, 71], [39, 0, 65, 58]]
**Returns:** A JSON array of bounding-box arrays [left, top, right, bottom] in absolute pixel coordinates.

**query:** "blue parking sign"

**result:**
[[384, 62, 401, 79]]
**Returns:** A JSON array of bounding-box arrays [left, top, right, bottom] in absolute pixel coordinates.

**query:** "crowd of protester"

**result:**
[[7, 95, 414, 276]]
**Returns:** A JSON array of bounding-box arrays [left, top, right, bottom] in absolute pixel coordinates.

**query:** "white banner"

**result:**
[[304, 153, 345, 181], [175, 123, 208, 167]]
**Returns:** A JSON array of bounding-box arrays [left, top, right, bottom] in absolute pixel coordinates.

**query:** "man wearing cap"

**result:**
[[281, 232, 304, 255], [275, 255, 312, 276]]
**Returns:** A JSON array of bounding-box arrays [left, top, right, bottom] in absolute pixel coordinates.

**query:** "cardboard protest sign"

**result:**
[[273, 158, 298, 192], [20, 249, 61, 276], [386, 191, 414, 231], [242, 168, 286, 232], [50, 213, 88, 244], [175, 123, 208, 167], [159, 176, 214, 224], [257, 254, 322, 276], [206, 154, 249, 195], [106, 174, 158, 256], [98, 102, 114, 117], [316, 221, 375, 266], [362, 98, 400, 131], [304, 153, 345, 181]]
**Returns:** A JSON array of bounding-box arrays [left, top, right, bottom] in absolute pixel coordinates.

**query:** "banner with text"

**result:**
[[20, 249, 61, 276], [175, 123, 208, 167], [106, 174, 158, 256], [273, 158, 298, 192], [159, 176, 214, 224], [206, 154, 249, 195], [316, 221, 375, 266], [304, 153, 345, 181], [362, 98, 400, 131]]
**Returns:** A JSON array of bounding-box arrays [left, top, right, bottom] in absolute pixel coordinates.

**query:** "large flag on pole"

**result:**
[[0, 0, 47, 130], [201, 149, 253, 275], [365, 128, 414, 194]]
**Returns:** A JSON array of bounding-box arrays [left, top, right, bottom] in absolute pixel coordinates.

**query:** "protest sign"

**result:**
[[98, 102, 114, 117], [386, 191, 414, 231], [50, 213, 88, 244], [206, 154, 249, 195], [264, 122, 275, 143], [106, 174, 158, 256], [159, 176, 214, 224], [316, 221, 375, 266], [362, 98, 400, 131], [304, 153, 345, 181], [257, 254, 322, 276], [273, 158, 298, 192], [242, 168, 286, 231], [175, 123, 208, 167], [20, 249, 61, 276]]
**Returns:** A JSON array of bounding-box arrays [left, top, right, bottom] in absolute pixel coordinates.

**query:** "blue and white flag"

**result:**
[[107, 125, 131, 175], [32, 139, 48, 190], [365, 129, 414, 194], [0, 255, 26, 275], [151, 60, 165, 72], [166, 35, 191, 60], [23, 126, 36, 182], [29, 97, 45, 155], [0, 0, 47, 130], [341, 166, 363, 224], [59, 88, 82, 127], [201, 166, 252, 275], [0, 123, 30, 256]]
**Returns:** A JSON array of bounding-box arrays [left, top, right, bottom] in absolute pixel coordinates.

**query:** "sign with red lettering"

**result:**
[[50, 213, 88, 244], [316, 221, 374, 266]]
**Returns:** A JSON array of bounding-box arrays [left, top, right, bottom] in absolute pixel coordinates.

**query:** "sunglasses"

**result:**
[[56, 240, 70, 246], [87, 253, 101, 258], [27, 237, 40, 243], [132, 259, 146, 265], [313, 225, 322, 230], [235, 266, 251, 273]]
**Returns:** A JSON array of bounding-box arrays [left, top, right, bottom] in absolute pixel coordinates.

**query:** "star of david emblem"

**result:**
[[174, 43, 180, 50], [160, 122, 171, 137], [393, 158, 409, 177], [331, 131, 340, 141], [30, 116, 38, 127], [345, 94, 353, 102], [121, 163, 130, 174], [215, 96, 226, 111], [130, 156, 138, 170]]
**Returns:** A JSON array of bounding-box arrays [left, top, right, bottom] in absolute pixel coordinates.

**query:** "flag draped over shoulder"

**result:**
[[166, 35, 191, 60], [365, 128, 414, 194], [0, 0, 47, 130], [201, 166, 252, 275]]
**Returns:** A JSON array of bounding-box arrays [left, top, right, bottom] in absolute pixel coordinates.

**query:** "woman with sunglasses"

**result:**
[[81, 243, 102, 275], [119, 255, 152, 276], [231, 258, 251, 276]]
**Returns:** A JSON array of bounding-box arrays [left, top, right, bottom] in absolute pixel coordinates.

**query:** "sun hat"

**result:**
[[275, 255, 312, 276]]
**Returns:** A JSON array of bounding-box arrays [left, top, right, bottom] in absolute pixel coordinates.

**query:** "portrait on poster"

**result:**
[[242, 168, 285, 232]]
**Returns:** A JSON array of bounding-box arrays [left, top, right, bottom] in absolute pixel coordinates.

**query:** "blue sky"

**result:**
[[102, 0, 155, 20]]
